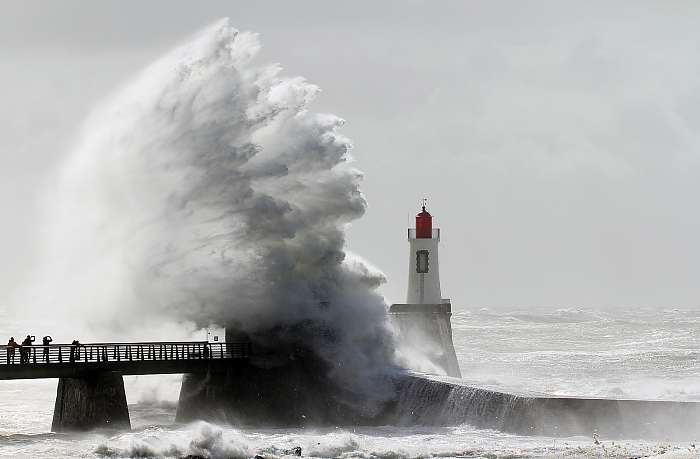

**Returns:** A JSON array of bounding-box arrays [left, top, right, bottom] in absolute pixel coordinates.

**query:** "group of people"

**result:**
[[4, 335, 80, 364], [5, 336, 38, 364]]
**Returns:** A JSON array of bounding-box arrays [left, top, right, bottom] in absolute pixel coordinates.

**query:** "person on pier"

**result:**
[[69, 339, 82, 362], [21, 335, 34, 364], [42, 336, 52, 363], [6, 337, 18, 364]]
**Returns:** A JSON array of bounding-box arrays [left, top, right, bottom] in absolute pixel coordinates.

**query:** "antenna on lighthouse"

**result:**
[[421, 197, 428, 210]]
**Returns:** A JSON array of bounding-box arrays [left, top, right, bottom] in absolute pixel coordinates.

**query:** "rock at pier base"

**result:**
[[52, 372, 130, 432]]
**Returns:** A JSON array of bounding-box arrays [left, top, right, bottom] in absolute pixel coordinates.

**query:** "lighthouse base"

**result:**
[[389, 303, 462, 378]]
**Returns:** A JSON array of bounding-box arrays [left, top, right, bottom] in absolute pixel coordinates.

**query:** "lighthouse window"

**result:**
[[416, 250, 429, 273]]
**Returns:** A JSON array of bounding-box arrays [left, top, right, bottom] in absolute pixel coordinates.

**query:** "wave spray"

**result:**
[[36, 19, 397, 412]]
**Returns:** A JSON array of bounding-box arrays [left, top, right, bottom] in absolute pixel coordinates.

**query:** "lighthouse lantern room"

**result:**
[[407, 203, 442, 304]]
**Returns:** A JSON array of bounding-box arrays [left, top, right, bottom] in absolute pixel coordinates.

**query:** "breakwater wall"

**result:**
[[174, 354, 699, 440], [390, 373, 700, 440]]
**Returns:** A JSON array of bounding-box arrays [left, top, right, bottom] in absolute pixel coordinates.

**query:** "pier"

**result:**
[[0, 341, 251, 431], [0, 341, 251, 380]]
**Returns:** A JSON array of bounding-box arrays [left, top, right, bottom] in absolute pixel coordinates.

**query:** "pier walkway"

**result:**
[[0, 341, 251, 380]]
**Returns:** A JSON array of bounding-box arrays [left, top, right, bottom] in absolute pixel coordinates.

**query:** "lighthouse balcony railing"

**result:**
[[408, 228, 440, 240]]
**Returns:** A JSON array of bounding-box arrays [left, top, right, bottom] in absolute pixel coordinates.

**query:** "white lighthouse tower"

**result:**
[[407, 204, 442, 304], [389, 202, 462, 378]]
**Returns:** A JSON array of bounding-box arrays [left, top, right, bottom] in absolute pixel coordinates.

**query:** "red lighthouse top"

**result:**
[[415, 205, 433, 238]]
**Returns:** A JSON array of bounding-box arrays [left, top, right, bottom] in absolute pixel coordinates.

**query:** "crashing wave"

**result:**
[[34, 18, 396, 405]]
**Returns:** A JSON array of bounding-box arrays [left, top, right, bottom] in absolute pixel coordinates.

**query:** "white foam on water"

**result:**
[[6, 419, 694, 459]]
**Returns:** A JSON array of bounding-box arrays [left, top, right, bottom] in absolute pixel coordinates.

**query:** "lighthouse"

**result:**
[[407, 205, 442, 304], [389, 203, 462, 378]]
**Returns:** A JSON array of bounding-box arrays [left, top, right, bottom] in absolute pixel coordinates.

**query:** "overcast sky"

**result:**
[[1, 1, 699, 310]]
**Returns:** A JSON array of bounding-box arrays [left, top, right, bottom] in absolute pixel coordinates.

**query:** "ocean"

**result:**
[[0, 307, 698, 458]]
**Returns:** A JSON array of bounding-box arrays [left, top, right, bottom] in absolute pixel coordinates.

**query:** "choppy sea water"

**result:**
[[451, 308, 700, 402], [0, 308, 698, 458]]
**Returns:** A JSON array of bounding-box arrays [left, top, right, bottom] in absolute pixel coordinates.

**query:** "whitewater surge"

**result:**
[[79, 420, 700, 458], [22, 18, 398, 405]]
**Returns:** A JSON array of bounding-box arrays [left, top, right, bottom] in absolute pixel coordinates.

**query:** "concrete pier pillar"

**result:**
[[52, 372, 130, 432]]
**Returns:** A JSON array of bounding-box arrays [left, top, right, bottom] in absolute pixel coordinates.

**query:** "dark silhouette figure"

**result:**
[[42, 335, 52, 363], [204, 343, 211, 359], [6, 337, 18, 364], [20, 335, 34, 364], [69, 339, 81, 362]]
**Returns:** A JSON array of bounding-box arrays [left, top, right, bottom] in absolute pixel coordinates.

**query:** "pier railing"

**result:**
[[0, 341, 251, 366]]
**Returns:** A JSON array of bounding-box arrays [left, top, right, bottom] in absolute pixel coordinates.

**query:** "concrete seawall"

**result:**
[[175, 356, 699, 440], [390, 373, 700, 440]]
